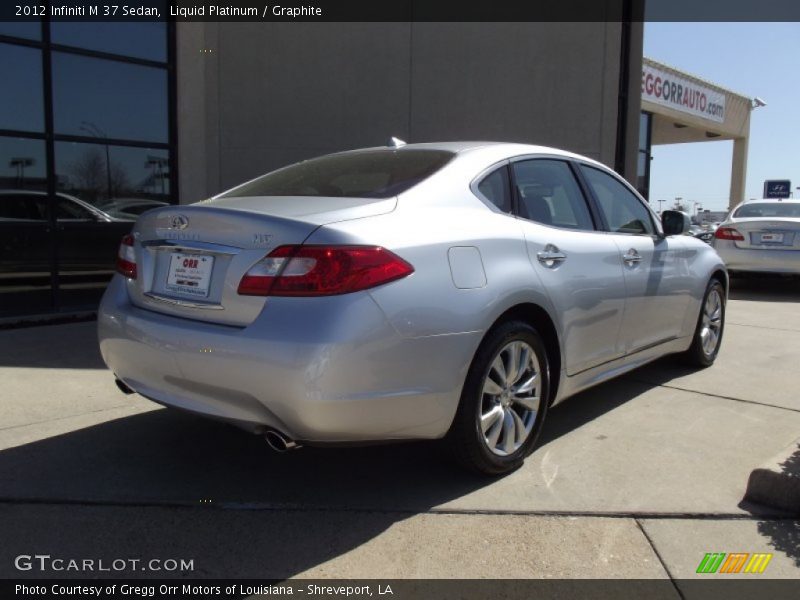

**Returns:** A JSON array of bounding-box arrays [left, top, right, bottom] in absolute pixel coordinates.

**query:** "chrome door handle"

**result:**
[[623, 249, 642, 265], [537, 246, 567, 268]]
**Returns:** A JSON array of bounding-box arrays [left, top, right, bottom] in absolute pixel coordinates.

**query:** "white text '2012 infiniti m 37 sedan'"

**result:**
[[98, 141, 727, 474]]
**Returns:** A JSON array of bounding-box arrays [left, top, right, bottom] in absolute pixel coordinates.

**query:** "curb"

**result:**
[[744, 439, 800, 515]]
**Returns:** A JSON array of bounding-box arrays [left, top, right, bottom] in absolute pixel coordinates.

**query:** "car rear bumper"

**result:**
[[714, 243, 800, 274], [98, 276, 480, 443]]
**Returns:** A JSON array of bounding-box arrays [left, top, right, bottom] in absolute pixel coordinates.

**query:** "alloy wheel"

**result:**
[[700, 287, 723, 356], [479, 341, 541, 456]]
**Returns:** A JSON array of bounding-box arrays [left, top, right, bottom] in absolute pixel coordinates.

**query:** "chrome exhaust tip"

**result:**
[[265, 429, 301, 452], [115, 378, 135, 395]]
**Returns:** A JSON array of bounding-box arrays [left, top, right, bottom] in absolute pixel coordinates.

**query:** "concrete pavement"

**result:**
[[0, 276, 799, 587]]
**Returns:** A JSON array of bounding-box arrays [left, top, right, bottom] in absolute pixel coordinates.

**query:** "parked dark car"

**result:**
[[0, 190, 133, 309], [688, 225, 714, 244]]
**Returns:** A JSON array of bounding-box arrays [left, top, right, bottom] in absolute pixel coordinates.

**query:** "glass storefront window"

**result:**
[[55, 141, 170, 213], [637, 152, 647, 177], [52, 52, 168, 143], [637, 112, 652, 200], [0, 24, 173, 317], [639, 112, 651, 152], [54, 142, 170, 309], [0, 136, 52, 315], [0, 136, 47, 194], [0, 43, 44, 132], [0, 21, 42, 41], [51, 22, 167, 62]]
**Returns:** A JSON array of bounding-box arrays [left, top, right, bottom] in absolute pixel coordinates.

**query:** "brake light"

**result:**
[[116, 234, 137, 279], [238, 245, 414, 296], [714, 227, 744, 241]]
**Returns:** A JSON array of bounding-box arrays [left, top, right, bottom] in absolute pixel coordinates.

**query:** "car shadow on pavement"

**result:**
[[0, 375, 650, 579], [0, 321, 106, 369], [538, 379, 646, 447], [0, 407, 492, 579]]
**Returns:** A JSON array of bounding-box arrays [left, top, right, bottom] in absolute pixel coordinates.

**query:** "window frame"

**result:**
[[573, 161, 663, 237]]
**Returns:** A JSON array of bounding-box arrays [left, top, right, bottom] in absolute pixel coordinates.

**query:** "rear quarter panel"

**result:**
[[303, 157, 563, 357]]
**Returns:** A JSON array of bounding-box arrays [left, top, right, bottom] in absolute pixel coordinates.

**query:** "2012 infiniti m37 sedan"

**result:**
[[98, 141, 727, 474]]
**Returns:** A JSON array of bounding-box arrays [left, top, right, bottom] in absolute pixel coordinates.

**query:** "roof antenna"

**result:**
[[387, 137, 406, 148]]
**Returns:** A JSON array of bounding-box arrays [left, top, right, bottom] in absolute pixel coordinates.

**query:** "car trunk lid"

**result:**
[[729, 218, 800, 250], [126, 196, 396, 326]]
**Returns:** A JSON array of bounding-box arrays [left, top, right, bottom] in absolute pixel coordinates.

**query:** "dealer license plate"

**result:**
[[759, 233, 783, 244], [165, 253, 214, 298]]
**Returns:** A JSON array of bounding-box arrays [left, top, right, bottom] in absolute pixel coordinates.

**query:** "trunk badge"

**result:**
[[169, 214, 189, 230], [253, 233, 273, 247]]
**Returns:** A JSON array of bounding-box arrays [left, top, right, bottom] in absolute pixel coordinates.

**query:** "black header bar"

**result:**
[[2, 0, 800, 22]]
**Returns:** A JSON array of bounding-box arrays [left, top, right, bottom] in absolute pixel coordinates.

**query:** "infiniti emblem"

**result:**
[[169, 214, 189, 230]]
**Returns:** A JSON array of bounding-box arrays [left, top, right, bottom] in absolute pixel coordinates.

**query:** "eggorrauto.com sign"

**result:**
[[642, 64, 726, 123]]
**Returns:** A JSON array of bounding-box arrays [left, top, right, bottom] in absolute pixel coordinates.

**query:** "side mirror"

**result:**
[[662, 210, 691, 236]]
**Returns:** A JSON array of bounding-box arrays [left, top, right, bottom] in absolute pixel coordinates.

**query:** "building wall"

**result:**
[[177, 22, 642, 203]]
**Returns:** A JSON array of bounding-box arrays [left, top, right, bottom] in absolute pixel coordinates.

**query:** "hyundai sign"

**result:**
[[763, 180, 791, 199]]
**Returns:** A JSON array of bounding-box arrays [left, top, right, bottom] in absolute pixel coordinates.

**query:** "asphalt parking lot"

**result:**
[[0, 277, 798, 589]]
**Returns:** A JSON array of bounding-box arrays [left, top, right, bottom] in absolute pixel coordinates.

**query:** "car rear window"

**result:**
[[219, 149, 454, 199], [733, 203, 800, 218]]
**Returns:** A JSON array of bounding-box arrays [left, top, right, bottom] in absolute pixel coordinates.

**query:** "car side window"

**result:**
[[476, 165, 512, 214], [511, 159, 594, 231], [0, 195, 44, 220], [579, 165, 654, 235]]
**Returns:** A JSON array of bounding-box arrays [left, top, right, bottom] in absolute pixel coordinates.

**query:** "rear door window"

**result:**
[[512, 159, 595, 230], [219, 149, 454, 199]]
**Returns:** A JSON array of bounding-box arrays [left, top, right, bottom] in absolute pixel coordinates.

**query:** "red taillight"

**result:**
[[714, 226, 744, 241], [238, 245, 414, 297], [116, 234, 137, 279]]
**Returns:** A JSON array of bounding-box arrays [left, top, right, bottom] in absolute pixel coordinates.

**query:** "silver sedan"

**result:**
[[98, 141, 727, 474], [712, 199, 800, 275]]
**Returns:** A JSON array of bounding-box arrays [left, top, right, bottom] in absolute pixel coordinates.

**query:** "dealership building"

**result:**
[[0, 20, 755, 320], [638, 56, 754, 215]]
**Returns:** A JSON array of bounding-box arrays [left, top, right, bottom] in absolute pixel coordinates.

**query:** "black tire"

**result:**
[[681, 278, 726, 367], [447, 320, 550, 475]]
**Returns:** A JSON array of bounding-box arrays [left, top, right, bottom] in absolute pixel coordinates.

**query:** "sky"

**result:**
[[643, 22, 800, 212]]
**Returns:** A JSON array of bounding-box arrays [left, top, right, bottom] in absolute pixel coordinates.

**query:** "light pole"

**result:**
[[145, 155, 169, 195], [657, 199, 665, 215], [80, 121, 112, 199], [9, 157, 34, 188]]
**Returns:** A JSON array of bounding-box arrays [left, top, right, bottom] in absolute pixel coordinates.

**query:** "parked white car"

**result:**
[[713, 199, 800, 274]]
